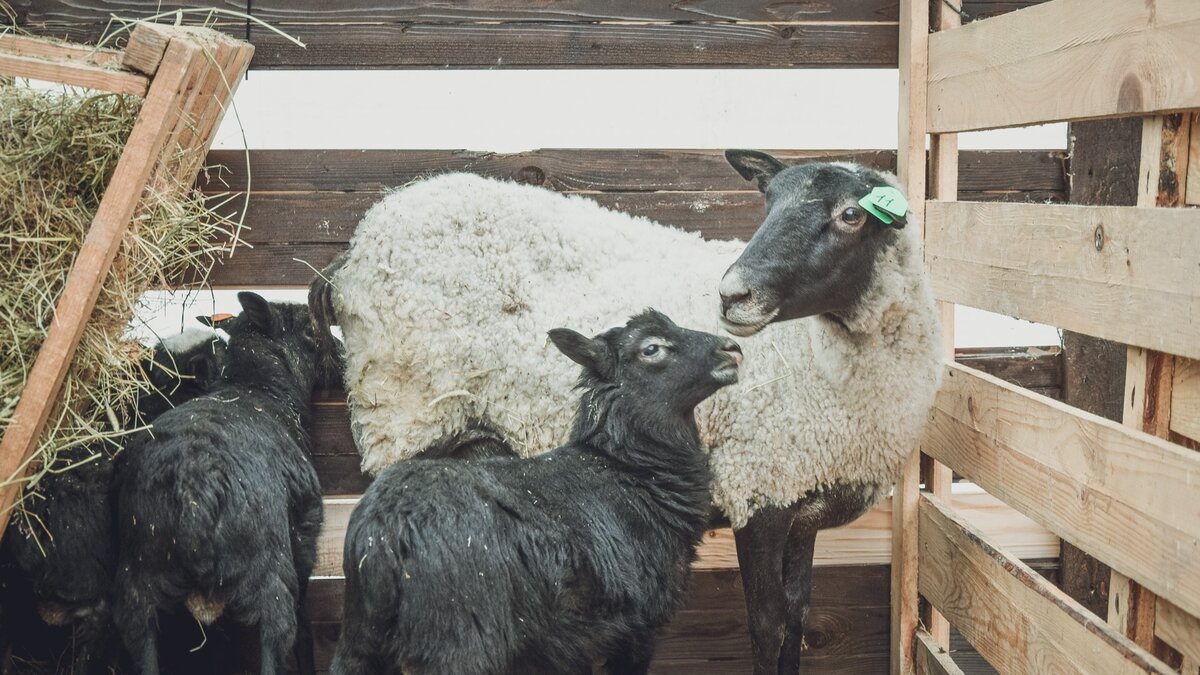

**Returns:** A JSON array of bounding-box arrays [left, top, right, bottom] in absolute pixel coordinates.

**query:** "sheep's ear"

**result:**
[[196, 313, 235, 329], [725, 149, 787, 192], [185, 352, 218, 390], [236, 292, 275, 334], [548, 328, 610, 375]]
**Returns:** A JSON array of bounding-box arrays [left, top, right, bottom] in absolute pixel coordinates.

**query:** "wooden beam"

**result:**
[[925, 201, 1200, 361], [918, 493, 1174, 674], [14, 1, 1053, 70], [928, 0, 1200, 132], [1173, 357, 1200, 444], [0, 33, 124, 67], [1157, 599, 1200, 666], [892, 0, 927, 670], [914, 628, 964, 675], [924, 362, 1200, 620], [314, 487, 1059, 578], [0, 50, 149, 96]]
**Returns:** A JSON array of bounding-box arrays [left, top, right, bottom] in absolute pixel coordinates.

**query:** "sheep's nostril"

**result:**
[[719, 270, 753, 313]]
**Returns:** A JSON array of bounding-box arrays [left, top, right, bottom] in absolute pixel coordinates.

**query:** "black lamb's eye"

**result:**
[[642, 344, 659, 357], [841, 206, 865, 224]]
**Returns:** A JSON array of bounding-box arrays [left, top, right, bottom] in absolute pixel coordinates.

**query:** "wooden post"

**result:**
[[919, 0, 960, 653], [892, 0, 928, 672], [0, 25, 254, 539], [1109, 112, 1194, 666]]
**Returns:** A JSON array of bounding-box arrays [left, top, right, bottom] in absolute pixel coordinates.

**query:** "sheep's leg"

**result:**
[[734, 506, 793, 675], [69, 602, 111, 675], [779, 524, 818, 673], [114, 585, 159, 675], [291, 495, 322, 675], [255, 577, 298, 675]]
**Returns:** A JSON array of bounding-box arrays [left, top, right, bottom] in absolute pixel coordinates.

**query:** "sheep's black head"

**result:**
[[215, 292, 328, 394], [137, 328, 226, 421], [719, 150, 907, 336], [549, 309, 741, 414]]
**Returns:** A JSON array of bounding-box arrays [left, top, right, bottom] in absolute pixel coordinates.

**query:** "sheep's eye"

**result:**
[[642, 344, 660, 357], [841, 207, 866, 225]]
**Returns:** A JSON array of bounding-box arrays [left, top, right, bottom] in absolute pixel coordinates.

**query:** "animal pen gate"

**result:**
[[6, 0, 1196, 673]]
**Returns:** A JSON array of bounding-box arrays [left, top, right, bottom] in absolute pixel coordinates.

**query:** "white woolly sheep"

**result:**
[[312, 152, 943, 674]]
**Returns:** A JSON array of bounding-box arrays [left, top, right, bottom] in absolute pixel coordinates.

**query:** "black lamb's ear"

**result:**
[[196, 313, 236, 329], [236, 292, 274, 334], [724, 149, 788, 192], [548, 328, 610, 375]]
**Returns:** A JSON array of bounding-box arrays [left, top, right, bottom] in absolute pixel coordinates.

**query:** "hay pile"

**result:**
[[0, 82, 234, 508]]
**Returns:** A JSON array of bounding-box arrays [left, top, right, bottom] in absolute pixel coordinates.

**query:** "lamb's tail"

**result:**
[[309, 252, 348, 389]]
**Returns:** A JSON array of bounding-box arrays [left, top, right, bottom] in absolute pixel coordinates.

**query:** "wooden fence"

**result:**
[[894, 0, 1200, 673]]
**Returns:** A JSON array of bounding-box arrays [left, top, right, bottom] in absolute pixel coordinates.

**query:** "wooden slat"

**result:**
[[313, 489, 1059, 577], [918, 493, 1173, 674], [927, 0, 1200, 132], [14, 1, 1052, 70], [1172, 357, 1200, 443], [1157, 599, 1200, 666], [915, 629, 965, 675], [893, 0, 928, 670], [0, 32, 123, 66], [925, 201, 1200, 361], [0, 50, 148, 95], [199, 148, 1066, 194], [924, 362, 1200, 620]]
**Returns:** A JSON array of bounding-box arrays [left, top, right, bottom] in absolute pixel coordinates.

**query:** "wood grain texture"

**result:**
[[1172, 357, 1200, 444], [1157, 598, 1200, 666], [0, 50, 148, 95], [927, 0, 1200, 132], [915, 628, 966, 675], [925, 362, 1200, 620], [199, 148, 1066, 194], [11, 1, 1051, 69], [918, 494, 1173, 674], [925, 201, 1200, 361], [313, 489, 1058, 577]]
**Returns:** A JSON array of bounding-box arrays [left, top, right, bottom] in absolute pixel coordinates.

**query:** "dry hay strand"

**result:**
[[0, 81, 237, 528]]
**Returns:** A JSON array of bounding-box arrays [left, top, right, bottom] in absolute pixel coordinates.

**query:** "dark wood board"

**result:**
[[199, 148, 1066, 194], [12, 1, 1051, 69]]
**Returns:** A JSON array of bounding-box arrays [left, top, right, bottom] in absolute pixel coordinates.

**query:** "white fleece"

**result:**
[[332, 173, 943, 528]]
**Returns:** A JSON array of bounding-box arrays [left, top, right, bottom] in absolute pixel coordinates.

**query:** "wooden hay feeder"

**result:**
[[0, 24, 253, 537]]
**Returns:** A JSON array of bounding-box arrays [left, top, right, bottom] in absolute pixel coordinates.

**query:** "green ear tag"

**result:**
[[858, 186, 909, 224]]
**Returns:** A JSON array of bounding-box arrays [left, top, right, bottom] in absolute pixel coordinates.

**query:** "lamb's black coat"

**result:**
[[0, 330, 225, 675], [331, 310, 741, 675], [113, 294, 328, 675]]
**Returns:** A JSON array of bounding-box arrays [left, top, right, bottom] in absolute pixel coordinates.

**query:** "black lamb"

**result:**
[[0, 327, 225, 675], [113, 293, 330, 675], [330, 309, 742, 675]]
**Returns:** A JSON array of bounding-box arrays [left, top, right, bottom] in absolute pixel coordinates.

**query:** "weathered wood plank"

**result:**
[[0, 50, 148, 95], [1157, 599, 1200, 666], [1171, 357, 1200, 443], [919, 493, 1173, 674], [925, 362, 1200, 620], [313, 488, 1058, 576], [928, 0, 1200, 132], [11, 1, 1052, 70], [926, 201, 1200, 361], [916, 628, 966, 675], [200, 148, 1067, 196]]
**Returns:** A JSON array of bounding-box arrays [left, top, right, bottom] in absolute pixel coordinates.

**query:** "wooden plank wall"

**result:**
[[193, 148, 1066, 287], [12, 1, 1049, 69]]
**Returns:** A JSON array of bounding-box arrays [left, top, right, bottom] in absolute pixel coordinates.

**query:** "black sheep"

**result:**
[[0, 327, 225, 675], [113, 293, 329, 675], [331, 309, 742, 675]]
